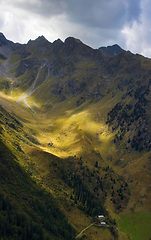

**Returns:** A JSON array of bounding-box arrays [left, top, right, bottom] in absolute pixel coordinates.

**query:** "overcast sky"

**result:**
[[0, 0, 151, 57]]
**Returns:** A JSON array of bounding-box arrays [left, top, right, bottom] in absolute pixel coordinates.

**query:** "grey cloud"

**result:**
[[2, 0, 141, 28], [1, 0, 66, 17], [65, 0, 141, 29], [83, 27, 126, 49], [125, 0, 141, 23], [0, 18, 4, 28]]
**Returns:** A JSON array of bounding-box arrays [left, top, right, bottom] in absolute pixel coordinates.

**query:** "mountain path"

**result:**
[[75, 223, 95, 239]]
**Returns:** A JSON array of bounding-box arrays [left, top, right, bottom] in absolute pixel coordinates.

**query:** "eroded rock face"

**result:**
[[0, 53, 7, 60], [0, 33, 9, 46], [0, 33, 14, 47], [15, 58, 39, 77]]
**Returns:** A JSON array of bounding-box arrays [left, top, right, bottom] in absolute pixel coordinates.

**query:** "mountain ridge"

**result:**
[[0, 32, 126, 57], [0, 32, 151, 240]]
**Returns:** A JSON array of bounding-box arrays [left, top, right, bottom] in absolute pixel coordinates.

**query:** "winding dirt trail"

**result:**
[[76, 223, 95, 239]]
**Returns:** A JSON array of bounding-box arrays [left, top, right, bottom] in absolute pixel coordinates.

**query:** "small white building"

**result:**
[[99, 222, 107, 227], [97, 215, 105, 220]]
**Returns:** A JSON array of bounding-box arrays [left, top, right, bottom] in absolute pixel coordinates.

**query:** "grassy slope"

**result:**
[[0, 95, 115, 240], [1, 86, 151, 239], [1, 77, 151, 239], [1, 45, 151, 239], [33, 92, 151, 240]]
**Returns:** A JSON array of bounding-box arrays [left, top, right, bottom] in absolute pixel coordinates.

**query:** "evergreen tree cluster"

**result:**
[[57, 158, 106, 217], [71, 175, 105, 216], [106, 84, 151, 151], [29, 198, 75, 239], [0, 193, 48, 240]]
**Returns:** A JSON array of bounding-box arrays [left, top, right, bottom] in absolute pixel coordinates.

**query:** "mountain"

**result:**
[[0, 32, 14, 46], [0, 33, 151, 240], [99, 44, 124, 56]]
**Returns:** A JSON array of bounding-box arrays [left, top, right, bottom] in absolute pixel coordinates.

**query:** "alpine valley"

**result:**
[[0, 32, 151, 240]]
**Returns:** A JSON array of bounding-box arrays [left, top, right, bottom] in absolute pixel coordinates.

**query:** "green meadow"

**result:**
[[117, 212, 151, 240]]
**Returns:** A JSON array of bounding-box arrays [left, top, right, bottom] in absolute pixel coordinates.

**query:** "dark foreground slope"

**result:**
[[0, 137, 75, 240]]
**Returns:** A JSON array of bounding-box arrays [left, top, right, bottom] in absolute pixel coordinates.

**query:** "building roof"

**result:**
[[99, 222, 107, 227], [97, 215, 104, 218]]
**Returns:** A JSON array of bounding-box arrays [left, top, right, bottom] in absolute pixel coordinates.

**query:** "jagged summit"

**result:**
[[35, 35, 50, 43], [63, 36, 95, 58], [0, 32, 12, 46], [52, 38, 63, 47], [53, 38, 63, 44], [65, 36, 82, 44], [27, 35, 51, 47], [0, 32, 124, 57], [0, 33, 15, 47], [64, 36, 93, 49], [99, 44, 124, 56], [64, 36, 84, 52]]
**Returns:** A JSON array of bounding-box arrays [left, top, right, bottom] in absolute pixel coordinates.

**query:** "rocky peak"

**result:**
[[27, 35, 51, 48], [52, 38, 63, 46], [65, 36, 82, 45], [64, 37, 94, 57], [35, 35, 50, 44], [0, 33, 12, 46], [51, 39, 64, 54], [99, 44, 124, 57], [65, 37, 85, 49], [64, 37, 86, 53]]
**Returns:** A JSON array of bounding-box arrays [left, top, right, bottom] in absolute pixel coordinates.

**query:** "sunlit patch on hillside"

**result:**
[[33, 109, 115, 160]]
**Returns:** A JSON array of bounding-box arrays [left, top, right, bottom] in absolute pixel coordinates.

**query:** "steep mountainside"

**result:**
[[0, 33, 151, 240]]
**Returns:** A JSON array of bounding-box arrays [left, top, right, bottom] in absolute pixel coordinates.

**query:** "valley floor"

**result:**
[[0, 92, 151, 240]]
